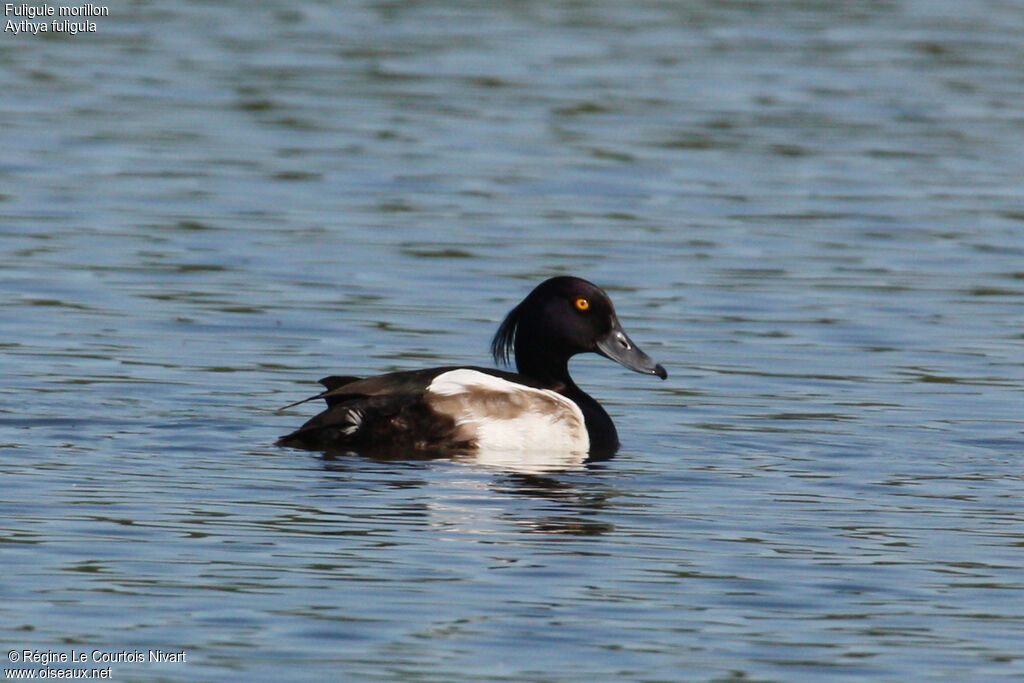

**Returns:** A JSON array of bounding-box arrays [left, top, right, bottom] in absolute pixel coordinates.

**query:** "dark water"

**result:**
[[2, 1, 1024, 680]]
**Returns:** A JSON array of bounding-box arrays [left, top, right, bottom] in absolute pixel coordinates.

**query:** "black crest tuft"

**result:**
[[490, 301, 522, 367]]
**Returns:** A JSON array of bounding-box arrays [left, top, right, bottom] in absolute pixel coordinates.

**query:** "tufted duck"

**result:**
[[276, 276, 666, 456]]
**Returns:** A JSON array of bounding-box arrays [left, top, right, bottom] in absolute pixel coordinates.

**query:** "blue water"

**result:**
[[2, 1, 1024, 680]]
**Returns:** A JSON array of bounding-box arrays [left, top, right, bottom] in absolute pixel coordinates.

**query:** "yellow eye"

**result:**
[[574, 298, 590, 312]]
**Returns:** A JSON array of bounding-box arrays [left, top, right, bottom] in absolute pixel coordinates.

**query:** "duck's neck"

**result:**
[[515, 349, 619, 455]]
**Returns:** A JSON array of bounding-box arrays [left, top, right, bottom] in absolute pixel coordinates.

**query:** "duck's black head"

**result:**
[[491, 276, 667, 385]]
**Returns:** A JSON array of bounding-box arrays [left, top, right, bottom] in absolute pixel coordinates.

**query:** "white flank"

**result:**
[[426, 369, 589, 453]]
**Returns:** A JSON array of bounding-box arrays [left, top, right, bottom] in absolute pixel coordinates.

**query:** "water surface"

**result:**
[[2, 1, 1023, 680]]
